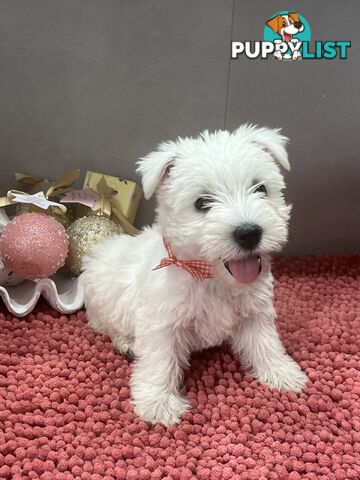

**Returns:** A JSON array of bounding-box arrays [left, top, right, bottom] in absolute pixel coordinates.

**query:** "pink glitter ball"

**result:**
[[0, 212, 69, 279]]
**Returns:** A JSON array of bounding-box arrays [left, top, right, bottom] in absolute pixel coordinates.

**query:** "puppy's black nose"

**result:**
[[294, 21, 302, 28], [233, 223, 262, 251]]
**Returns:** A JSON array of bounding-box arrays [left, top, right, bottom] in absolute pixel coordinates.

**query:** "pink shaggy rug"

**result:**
[[0, 255, 359, 480]]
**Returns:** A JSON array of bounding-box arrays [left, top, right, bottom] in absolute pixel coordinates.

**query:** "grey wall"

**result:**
[[0, 0, 358, 255]]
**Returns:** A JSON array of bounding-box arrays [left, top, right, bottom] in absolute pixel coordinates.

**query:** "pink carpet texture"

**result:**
[[0, 254, 359, 480]]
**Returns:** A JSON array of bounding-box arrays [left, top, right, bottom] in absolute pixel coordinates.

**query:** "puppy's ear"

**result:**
[[251, 126, 290, 170], [136, 141, 177, 199], [237, 125, 290, 170], [266, 15, 281, 33], [288, 12, 300, 23]]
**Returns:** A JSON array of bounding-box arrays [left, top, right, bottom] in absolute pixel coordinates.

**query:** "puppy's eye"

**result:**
[[282, 21, 287, 26], [195, 197, 212, 211], [254, 184, 267, 195]]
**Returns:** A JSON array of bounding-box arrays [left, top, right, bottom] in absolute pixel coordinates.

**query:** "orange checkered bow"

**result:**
[[153, 239, 213, 280]]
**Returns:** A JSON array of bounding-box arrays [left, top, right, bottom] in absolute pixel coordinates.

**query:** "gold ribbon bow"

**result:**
[[0, 170, 80, 215], [92, 176, 139, 236], [16, 169, 80, 199], [0, 190, 67, 215]]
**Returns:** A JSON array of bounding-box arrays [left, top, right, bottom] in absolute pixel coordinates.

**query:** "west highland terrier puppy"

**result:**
[[82, 124, 308, 425]]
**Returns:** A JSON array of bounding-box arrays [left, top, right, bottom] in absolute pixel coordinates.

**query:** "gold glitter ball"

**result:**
[[66, 215, 119, 276], [49, 208, 74, 229], [15, 203, 37, 216]]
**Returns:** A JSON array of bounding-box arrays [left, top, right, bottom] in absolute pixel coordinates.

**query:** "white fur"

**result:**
[[82, 124, 308, 426]]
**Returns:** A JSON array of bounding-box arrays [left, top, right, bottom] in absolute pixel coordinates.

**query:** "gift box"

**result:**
[[76, 171, 142, 225]]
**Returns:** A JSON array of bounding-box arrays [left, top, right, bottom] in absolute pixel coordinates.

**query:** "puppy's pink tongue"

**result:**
[[227, 256, 261, 284]]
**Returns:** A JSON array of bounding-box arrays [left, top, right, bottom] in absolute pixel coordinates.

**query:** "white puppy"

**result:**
[[82, 124, 308, 426]]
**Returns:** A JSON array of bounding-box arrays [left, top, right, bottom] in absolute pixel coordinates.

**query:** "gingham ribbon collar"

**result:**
[[153, 239, 213, 280]]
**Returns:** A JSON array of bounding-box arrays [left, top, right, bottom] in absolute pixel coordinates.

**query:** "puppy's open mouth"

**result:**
[[224, 255, 262, 284]]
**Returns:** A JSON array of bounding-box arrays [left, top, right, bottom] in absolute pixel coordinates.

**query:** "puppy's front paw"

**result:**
[[133, 393, 190, 426], [254, 356, 308, 393]]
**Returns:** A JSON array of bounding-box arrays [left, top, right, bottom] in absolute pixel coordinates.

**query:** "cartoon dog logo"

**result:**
[[266, 12, 305, 60]]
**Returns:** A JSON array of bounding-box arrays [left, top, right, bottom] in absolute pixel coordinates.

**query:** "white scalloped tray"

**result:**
[[0, 273, 84, 317], [0, 208, 85, 316]]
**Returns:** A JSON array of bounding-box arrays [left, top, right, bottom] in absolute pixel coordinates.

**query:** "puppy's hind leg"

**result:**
[[84, 299, 134, 356], [131, 323, 191, 426]]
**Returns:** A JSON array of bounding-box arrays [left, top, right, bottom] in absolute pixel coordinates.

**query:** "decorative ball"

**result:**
[[0, 213, 69, 279], [15, 203, 40, 216], [16, 204, 74, 229], [66, 215, 119, 276], [48, 209, 74, 229]]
